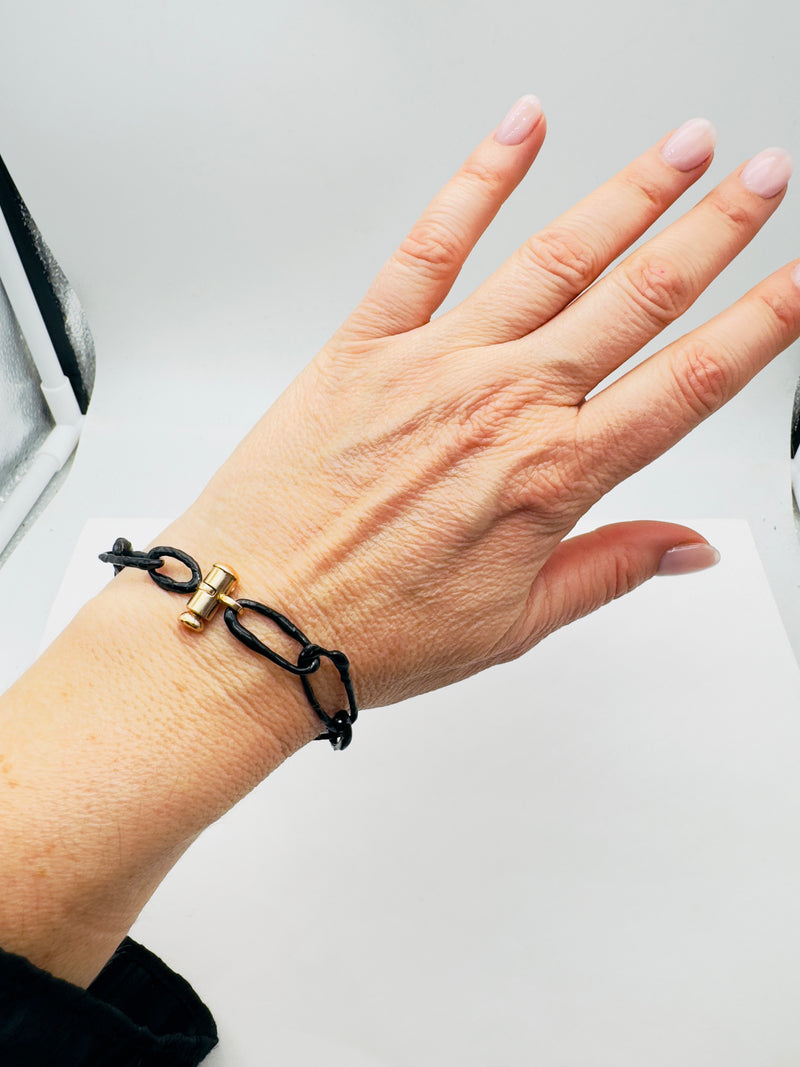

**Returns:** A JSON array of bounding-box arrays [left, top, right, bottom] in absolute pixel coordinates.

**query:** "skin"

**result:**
[[0, 105, 798, 988]]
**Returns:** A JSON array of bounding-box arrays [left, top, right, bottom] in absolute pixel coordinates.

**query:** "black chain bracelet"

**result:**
[[99, 538, 358, 750]]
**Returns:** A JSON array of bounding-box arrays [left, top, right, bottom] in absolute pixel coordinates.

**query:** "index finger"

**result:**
[[342, 95, 547, 340]]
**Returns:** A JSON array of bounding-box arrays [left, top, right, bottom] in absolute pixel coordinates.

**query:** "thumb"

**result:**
[[523, 521, 721, 642]]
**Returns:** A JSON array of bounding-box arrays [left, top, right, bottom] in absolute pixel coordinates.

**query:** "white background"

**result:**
[[1, 1, 800, 1063]]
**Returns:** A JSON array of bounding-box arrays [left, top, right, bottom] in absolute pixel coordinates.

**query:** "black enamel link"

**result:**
[[147, 547, 202, 594], [99, 537, 163, 575], [100, 540, 357, 750], [224, 603, 357, 749], [98, 538, 202, 592], [297, 644, 358, 751], [224, 600, 320, 675]]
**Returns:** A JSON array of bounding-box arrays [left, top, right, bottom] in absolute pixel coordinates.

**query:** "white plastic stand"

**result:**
[[0, 206, 83, 555]]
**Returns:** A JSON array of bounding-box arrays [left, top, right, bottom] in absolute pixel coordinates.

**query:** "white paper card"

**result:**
[[42, 519, 800, 1065]]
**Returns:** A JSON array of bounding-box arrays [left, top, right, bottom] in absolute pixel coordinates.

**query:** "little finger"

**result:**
[[578, 261, 800, 493]]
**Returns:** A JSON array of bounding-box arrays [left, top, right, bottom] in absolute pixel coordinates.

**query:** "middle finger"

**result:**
[[433, 118, 718, 346]]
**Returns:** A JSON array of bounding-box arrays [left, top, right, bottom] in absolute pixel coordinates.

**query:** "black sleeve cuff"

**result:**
[[0, 937, 218, 1066]]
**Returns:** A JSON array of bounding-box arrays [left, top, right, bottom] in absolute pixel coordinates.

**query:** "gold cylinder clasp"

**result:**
[[179, 563, 239, 631]]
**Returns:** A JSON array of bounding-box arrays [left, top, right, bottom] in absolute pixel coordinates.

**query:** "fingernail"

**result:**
[[660, 118, 717, 172], [740, 147, 793, 198], [792, 262, 800, 289], [657, 542, 721, 576], [494, 95, 543, 146]]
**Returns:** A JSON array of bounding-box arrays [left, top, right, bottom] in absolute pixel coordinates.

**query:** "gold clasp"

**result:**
[[179, 563, 239, 631]]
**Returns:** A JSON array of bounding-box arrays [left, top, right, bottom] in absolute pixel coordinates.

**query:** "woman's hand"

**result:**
[[181, 97, 798, 713], [2, 98, 796, 987]]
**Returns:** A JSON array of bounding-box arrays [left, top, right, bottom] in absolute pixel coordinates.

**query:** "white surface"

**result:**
[[43, 518, 800, 1065]]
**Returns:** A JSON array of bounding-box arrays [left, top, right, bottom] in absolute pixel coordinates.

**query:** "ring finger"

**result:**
[[533, 147, 793, 402]]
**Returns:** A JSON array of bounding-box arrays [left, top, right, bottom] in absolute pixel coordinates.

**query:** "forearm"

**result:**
[[0, 515, 320, 987]]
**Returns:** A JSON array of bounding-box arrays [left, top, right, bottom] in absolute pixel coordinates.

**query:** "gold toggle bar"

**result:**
[[179, 563, 239, 631]]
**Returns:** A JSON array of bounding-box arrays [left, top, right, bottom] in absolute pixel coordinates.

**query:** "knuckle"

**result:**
[[617, 254, 694, 328], [672, 339, 731, 419], [609, 552, 634, 602], [585, 551, 635, 611], [599, 548, 649, 608], [459, 156, 507, 198], [706, 191, 753, 231], [619, 169, 665, 214], [502, 418, 589, 520], [521, 226, 602, 292], [506, 462, 577, 521], [396, 216, 465, 279], [754, 287, 799, 340], [455, 381, 535, 451]]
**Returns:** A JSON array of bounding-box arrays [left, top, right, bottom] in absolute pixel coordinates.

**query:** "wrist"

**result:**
[[0, 544, 321, 985], [158, 505, 358, 728], [90, 561, 323, 797]]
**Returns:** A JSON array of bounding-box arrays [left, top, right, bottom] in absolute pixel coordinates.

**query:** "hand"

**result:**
[[179, 98, 798, 714], [2, 99, 797, 988]]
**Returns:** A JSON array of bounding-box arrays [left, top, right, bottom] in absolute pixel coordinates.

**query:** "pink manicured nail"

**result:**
[[660, 118, 717, 172], [792, 263, 800, 289], [740, 148, 793, 198], [657, 543, 721, 576], [494, 95, 543, 146]]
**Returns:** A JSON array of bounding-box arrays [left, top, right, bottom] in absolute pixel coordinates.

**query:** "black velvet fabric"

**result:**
[[0, 937, 218, 1065]]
